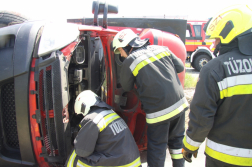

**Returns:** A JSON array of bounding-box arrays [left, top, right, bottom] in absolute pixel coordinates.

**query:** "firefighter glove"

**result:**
[[182, 148, 198, 163]]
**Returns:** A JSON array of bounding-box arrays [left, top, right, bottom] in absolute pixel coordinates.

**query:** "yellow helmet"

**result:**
[[204, 4, 252, 44]]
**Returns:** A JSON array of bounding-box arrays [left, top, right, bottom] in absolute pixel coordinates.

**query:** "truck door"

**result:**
[[201, 23, 213, 48], [193, 24, 203, 47], [186, 23, 197, 52]]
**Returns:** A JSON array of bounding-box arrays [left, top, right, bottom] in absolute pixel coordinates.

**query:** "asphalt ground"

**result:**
[[140, 141, 206, 167], [185, 65, 200, 77]]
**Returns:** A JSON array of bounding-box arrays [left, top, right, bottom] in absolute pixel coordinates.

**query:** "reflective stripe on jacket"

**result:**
[[183, 48, 252, 166], [205, 139, 252, 166], [67, 150, 141, 167], [65, 107, 141, 167], [146, 97, 188, 124], [120, 45, 188, 124]]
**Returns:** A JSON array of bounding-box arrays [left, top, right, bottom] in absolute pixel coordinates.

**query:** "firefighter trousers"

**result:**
[[147, 112, 185, 167]]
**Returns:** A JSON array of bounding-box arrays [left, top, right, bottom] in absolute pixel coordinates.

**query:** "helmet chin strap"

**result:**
[[123, 45, 133, 56], [128, 48, 134, 54], [122, 47, 130, 56]]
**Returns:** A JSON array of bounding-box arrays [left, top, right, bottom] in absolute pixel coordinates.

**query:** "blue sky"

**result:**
[[1, 0, 252, 21]]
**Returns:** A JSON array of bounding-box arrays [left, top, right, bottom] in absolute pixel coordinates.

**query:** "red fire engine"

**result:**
[[186, 20, 215, 71]]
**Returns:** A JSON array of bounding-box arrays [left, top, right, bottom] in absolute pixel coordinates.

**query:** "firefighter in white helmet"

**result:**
[[65, 90, 141, 167], [182, 4, 252, 167], [113, 29, 188, 167]]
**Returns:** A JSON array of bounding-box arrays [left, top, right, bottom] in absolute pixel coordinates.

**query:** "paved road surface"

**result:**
[[185, 66, 200, 78], [140, 140, 206, 166]]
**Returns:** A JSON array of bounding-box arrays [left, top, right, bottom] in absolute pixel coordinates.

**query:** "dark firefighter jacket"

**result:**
[[120, 45, 188, 125], [65, 101, 141, 167], [183, 46, 252, 166]]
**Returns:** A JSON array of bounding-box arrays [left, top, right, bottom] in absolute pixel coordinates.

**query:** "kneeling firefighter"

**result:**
[[65, 90, 141, 167]]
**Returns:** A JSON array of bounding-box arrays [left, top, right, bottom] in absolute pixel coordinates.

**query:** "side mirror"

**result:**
[[92, 1, 118, 28]]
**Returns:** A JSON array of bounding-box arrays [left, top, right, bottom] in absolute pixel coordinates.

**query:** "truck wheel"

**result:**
[[0, 11, 28, 28], [194, 54, 210, 71]]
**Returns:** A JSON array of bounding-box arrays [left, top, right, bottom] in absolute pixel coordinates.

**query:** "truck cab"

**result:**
[[0, 1, 186, 166], [186, 21, 215, 71]]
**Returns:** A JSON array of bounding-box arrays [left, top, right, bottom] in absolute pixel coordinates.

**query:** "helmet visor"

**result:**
[[128, 37, 149, 48], [81, 103, 86, 114]]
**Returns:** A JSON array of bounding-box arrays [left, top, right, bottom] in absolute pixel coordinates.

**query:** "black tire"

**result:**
[[0, 11, 28, 28], [194, 54, 210, 71], [191, 61, 195, 68]]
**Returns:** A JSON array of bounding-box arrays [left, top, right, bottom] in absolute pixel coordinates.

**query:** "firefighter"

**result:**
[[65, 90, 141, 167], [182, 4, 252, 167], [112, 29, 189, 167]]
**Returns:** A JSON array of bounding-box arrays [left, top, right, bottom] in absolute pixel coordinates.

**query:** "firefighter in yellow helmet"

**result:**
[[182, 4, 252, 167], [65, 90, 141, 167]]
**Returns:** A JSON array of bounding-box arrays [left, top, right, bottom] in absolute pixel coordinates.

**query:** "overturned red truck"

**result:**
[[0, 1, 187, 166]]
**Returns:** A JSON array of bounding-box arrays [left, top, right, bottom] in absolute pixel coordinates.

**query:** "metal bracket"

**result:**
[[36, 137, 43, 141], [30, 90, 38, 94], [39, 147, 48, 157], [32, 110, 41, 123]]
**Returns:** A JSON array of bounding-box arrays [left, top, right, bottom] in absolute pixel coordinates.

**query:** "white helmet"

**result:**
[[112, 29, 138, 54], [74, 90, 99, 116]]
